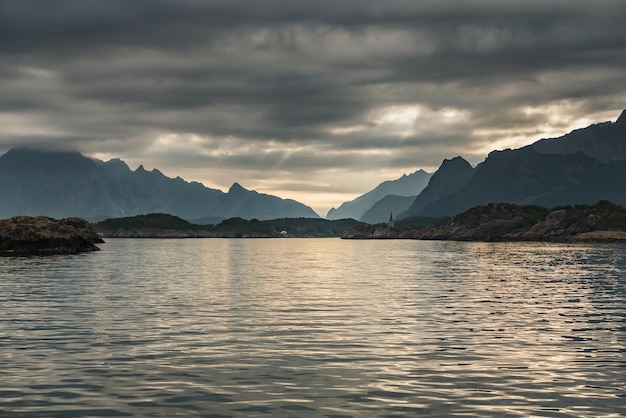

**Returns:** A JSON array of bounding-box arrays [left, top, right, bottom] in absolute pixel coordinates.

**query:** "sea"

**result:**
[[1, 238, 625, 417]]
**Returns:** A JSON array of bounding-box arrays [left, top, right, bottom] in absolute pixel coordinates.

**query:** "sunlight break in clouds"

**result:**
[[1, 1, 625, 213]]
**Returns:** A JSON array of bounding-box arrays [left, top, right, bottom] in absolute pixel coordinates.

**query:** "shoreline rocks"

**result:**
[[0, 216, 103, 255], [342, 201, 626, 243]]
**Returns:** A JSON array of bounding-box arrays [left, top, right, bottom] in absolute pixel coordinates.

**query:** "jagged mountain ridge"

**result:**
[[532, 110, 626, 162], [0, 148, 319, 221], [326, 169, 432, 221], [401, 109, 626, 218]]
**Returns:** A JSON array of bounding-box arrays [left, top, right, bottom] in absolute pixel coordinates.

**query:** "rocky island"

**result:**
[[0, 216, 103, 255], [342, 201, 626, 243]]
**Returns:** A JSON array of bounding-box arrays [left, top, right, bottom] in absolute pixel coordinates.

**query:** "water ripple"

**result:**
[[1, 239, 625, 417]]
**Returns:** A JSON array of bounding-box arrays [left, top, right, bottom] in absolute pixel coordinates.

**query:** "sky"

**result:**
[[1, 1, 626, 216]]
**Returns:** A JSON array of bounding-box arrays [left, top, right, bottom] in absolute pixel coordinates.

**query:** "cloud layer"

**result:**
[[1, 0, 625, 214]]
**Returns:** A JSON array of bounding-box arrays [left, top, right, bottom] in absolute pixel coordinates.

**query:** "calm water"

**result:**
[[1, 239, 625, 417]]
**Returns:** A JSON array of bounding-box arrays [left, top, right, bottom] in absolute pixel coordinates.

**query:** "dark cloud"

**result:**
[[1, 0, 625, 214]]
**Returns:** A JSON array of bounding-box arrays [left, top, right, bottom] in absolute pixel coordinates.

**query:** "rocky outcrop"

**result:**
[[505, 204, 624, 241], [406, 203, 547, 241], [0, 216, 103, 255], [342, 201, 626, 243], [568, 230, 626, 242], [341, 223, 400, 239]]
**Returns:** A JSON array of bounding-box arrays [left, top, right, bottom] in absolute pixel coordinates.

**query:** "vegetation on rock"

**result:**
[[0, 216, 103, 255], [342, 201, 626, 242]]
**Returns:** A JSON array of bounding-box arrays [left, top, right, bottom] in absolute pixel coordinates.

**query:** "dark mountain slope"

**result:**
[[403, 109, 626, 218], [399, 157, 474, 219], [0, 148, 318, 221], [0, 148, 144, 219], [532, 110, 626, 162], [418, 147, 626, 217]]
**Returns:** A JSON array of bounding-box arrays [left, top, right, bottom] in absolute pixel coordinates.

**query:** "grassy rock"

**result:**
[[0, 216, 103, 255]]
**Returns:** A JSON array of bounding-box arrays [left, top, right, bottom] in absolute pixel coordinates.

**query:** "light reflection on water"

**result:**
[[1, 239, 625, 417]]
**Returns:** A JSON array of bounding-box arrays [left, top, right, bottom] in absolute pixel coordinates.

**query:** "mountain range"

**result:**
[[329, 109, 626, 223], [0, 148, 319, 222], [2, 110, 625, 224], [325, 169, 432, 222], [399, 109, 626, 219]]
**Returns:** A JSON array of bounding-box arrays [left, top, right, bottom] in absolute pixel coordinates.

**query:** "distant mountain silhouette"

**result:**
[[0, 148, 319, 221], [401, 109, 626, 218], [399, 157, 474, 219], [326, 169, 431, 221], [360, 195, 416, 224]]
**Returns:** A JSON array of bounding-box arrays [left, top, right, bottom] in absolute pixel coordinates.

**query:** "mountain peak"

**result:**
[[441, 156, 471, 168], [616, 109, 626, 126], [228, 182, 248, 194]]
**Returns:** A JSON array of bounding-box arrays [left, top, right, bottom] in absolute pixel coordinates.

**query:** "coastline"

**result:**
[[342, 201, 626, 243]]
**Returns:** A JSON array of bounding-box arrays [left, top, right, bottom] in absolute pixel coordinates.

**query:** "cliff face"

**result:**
[[0, 216, 103, 255]]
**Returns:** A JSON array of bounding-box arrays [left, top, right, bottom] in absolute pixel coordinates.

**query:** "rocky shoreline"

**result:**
[[5, 201, 623, 252], [342, 201, 626, 243], [0, 216, 103, 255]]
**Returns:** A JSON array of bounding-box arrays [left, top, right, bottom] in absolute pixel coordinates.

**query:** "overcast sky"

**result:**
[[1, 0, 625, 215]]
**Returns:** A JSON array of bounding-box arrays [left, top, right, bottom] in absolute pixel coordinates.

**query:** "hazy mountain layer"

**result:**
[[359, 195, 416, 224], [326, 169, 431, 220], [0, 148, 319, 221]]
